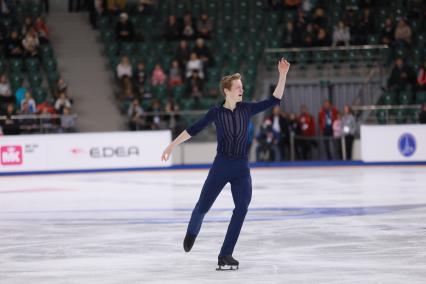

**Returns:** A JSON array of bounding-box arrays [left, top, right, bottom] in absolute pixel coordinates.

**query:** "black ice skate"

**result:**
[[183, 233, 196, 252], [216, 255, 239, 271]]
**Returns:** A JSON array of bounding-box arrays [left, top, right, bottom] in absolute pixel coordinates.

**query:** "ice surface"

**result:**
[[1, 166, 426, 283]]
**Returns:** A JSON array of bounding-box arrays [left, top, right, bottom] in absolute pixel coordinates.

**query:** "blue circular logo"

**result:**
[[398, 133, 416, 157]]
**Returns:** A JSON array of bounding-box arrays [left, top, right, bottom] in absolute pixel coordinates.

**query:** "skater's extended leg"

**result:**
[[219, 174, 252, 257], [186, 165, 228, 237]]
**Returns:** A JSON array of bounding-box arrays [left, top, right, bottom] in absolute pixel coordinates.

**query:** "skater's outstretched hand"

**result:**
[[161, 144, 173, 161], [161, 130, 192, 161], [278, 58, 290, 75]]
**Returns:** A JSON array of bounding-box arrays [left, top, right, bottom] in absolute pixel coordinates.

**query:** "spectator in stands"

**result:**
[[134, 0, 153, 16], [358, 7, 374, 44], [190, 85, 203, 102], [298, 105, 315, 160], [193, 38, 213, 71], [115, 12, 134, 42], [0, 0, 10, 15], [147, 99, 164, 130], [20, 92, 37, 114], [341, 105, 356, 160], [165, 15, 181, 41], [256, 118, 280, 162], [387, 58, 416, 92], [0, 74, 13, 104], [134, 61, 147, 95], [6, 31, 24, 58], [15, 84, 28, 106], [419, 103, 426, 124], [186, 52, 204, 79], [21, 17, 33, 37], [60, 107, 76, 132], [196, 13, 213, 39], [332, 21, 350, 47], [55, 92, 72, 114], [284, 0, 301, 10], [416, 60, 426, 91], [268, 105, 288, 161], [394, 18, 412, 48], [182, 12, 195, 40], [22, 28, 40, 57], [319, 100, 338, 160], [40, 106, 54, 133], [186, 70, 203, 96], [34, 17, 50, 44], [164, 97, 181, 133], [175, 40, 191, 68], [168, 59, 183, 88], [122, 84, 136, 101], [381, 18, 394, 45], [128, 98, 145, 130], [315, 25, 330, 46], [151, 64, 167, 86], [332, 112, 342, 159], [301, 23, 315, 47], [288, 112, 301, 159], [1, 103, 20, 135], [283, 22, 296, 47], [301, 0, 314, 13], [312, 7, 327, 28], [116, 56, 133, 81], [56, 77, 68, 95]]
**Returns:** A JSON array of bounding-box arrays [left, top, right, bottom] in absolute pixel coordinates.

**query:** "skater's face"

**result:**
[[224, 79, 243, 102]]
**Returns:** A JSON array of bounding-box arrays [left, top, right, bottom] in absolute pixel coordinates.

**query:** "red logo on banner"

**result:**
[[1, 146, 23, 165], [71, 148, 84, 155]]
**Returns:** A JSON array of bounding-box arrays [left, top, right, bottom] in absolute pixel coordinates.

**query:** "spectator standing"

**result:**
[[341, 105, 356, 160], [298, 105, 315, 160], [318, 100, 338, 160], [332, 112, 342, 159]]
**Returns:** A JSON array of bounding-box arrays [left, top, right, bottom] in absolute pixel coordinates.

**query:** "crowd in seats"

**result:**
[[255, 100, 357, 162], [97, 1, 229, 134], [0, 0, 75, 135]]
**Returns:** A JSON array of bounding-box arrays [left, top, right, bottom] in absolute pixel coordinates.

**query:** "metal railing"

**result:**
[[0, 114, 78, 134]]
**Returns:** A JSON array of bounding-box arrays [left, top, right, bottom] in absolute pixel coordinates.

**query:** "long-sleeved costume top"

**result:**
[[186, 96, 281, 158]]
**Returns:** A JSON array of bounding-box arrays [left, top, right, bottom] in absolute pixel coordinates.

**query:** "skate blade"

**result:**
[[216, 265, 239, 271]]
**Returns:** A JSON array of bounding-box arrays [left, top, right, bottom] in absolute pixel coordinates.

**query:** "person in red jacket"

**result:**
[[298, 105, 315, 160], [318, 100, 338, 160]]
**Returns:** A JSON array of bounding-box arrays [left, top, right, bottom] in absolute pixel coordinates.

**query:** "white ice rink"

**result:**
[[1, 165, 426, 283]]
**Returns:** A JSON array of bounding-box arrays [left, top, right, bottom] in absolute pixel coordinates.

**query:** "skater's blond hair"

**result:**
[[220, 73, 241, 97]]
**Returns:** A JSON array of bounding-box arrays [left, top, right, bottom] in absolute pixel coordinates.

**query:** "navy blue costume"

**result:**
[[186, 95, 281, 257]]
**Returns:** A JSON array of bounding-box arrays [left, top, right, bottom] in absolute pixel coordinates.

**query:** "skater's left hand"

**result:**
[[278, 58, 290, 75]]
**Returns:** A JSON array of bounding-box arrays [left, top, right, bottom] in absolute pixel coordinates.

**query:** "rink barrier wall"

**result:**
[[1, 160, 426, 176], [361, 124, 426, 162]]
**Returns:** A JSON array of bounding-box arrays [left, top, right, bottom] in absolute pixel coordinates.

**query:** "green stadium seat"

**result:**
[[398, 91, 413, 105], [375, 109, 388, 124], [29, 73, 43, 88], [25, 58, 40, 72], [32, 86, 48, 104], [9, 73, 24, 90], [416, 91, 426, 104], [381, 91, 397, 105], [10, 58, 24, 73]]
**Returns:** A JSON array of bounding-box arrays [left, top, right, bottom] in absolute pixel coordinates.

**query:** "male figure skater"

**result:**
[[161, 59, 290, 270]]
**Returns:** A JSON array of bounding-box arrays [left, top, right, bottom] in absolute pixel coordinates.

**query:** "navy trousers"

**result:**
[[187, 154, 252, 256]]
